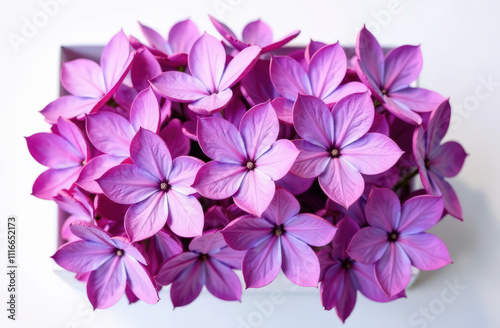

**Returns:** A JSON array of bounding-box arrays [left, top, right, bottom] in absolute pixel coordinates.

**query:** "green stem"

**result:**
[[392, 168, 419, 192]]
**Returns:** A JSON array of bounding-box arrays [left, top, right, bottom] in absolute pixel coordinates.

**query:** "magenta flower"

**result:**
[[143, 229, 183, 277], [209, 16, 300, 54], [54, 187, 95, 242], [78, 87, 160, 193], [319, 217, 403, 322], [240, 59, 278, 106], [41, 30, 134, 123], [222, 188, 337, 288], [130, 19, 200, 66], [98, 128, 204, 241], [270, 42, 368, 123], [413, 100, 467, 220], [193, 102, 300, 217], [355, 26, 445, 125], [151, 33, 261, 114], [348, 188, 452, 297], [26, 117, 89, 200], [155, 230, 244, 307], [289, 93, 403, 208], [52, 224, 159, 309]]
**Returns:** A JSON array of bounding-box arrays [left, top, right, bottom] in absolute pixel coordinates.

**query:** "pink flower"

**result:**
[[52, 224, 159, 309], [222, 188, 337, 288], [290, 93, 403, 208], [348, 188, 452, 297], [41, 30, 134, 123], [151, 33, 261, 114], [193, 101, 300, 217]]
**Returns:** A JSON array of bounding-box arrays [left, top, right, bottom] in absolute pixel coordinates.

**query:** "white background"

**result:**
[[1, 0, 499, 327]]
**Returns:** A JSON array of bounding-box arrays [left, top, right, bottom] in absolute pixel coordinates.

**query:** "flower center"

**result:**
[[94, 214, 102, 221], [199, 253, 209, 261], [273, 224, 285, 236], [341, 259, 352, 270], [116, 249, 124, 257], [330, 149, 340, 158], [160, 182, 170, 191], [425, 158, 431, 169], [246, 161, 255, 170], [81, 159, 87, 166], [381, 89, 388, 95], [388, 231, 399, 242]]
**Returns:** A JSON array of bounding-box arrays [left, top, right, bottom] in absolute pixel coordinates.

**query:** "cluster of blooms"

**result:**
[[27, 17, 467, 322]]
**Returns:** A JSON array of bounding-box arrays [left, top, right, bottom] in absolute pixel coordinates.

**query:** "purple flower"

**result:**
[[319, 217, 403, 322], [41, 30, 134, 123], [413, 100, 467, 220], [78, 87, 160, 193], [54, 187, 95, 242], [52, 224, 159, 309], [98, 128, 204, 241], [289, 93, 403, 208], [143, 229, 183, 277], [240, 59, 279, 106], [130, 19, 200, 66], [222, 188, 337, 288], [155, 230, 244, 307], [270, 42, 368, 123], [348, 188, 452, 297], [209, 16, 300, 54], [355, 26, 445, 125], [26, 117, 89, 200], [193, 101, 300, 217], [151, 33, 261, 114]]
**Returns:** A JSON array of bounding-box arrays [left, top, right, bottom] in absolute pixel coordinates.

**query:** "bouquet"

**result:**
[[26, 16, 467, 322]]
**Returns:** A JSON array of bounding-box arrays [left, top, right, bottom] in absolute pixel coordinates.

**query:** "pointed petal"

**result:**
[[271, 97, 294, 124], [130, 87, 160, 132], [292, 94, 334, 149], [427, 171, 463, 220], [281, 234, 320, 287], [205, 259, 242, 301], [261, 30, 300, 53], [233, 169, 276, 217], [240, 101, 279, 160], [209, 15, 238, 42], [389, 87, 445, 113], [351, 262, 394, 302], [322, 81, 369, 105], [275, 173, 315, 196], [211, 246, 245, 269], [398, 195, 443, 233], [242, 19, 273, 46], [375, 243, 411, 297], [243, 237, 281, 288], [125, 191, 167, 241], [170, 260, 205, 307], [168, 156, 204, 195], [189, 230, 226, 254], [398, 233, 451, 270], [76, 154, 124, 194], [87, 256, 126, 309], [426, 100, 451, 152], [101, 30, 131, 91], [52, 240, 114, 273], [150, 71, 208, 102], [168, 19, 200, 54], [270, 55, 312, 99], [262, 187, 300, 226], [69, 224, 115, 247], [197, 117, 247, 163], [428, 141, 467, 178], [222, 215, 273, 250], [131, 48, 162, 91], [166, 191, 204, 238], [61, 59, 105, 98], [41, 95, 98, 124], [192, 161, 246, 199], [365, 187, 401, 232], [138, 22, 170, 54], [86, 112, 134, 157], [318, 158, 364, 209], [32, 167, 82, 200], [340, 133, 403, 175], [289, 139, 330, 178], [356, 26, 384, 86], [188, 88, 233, 114], [382, 94, 423, 125], [307, 43, 346, 99], [130, 128, 172, 181], [26, 133, 83, 169], [123, 256, 159, 304], [189, 33, 226, 92], [98, 164, 159, 204], [155, 252, 199, 286], [335, 270, 357, 322], [219, 46, 261, 90], [241, 59, 278, 106], [355, 59, 384, 101], [332, 92, 374, 148], [159, 118, 191, 158], [286, 214, 336, 246], [330, 216, 360, 261], [384, 45, 422, 91], [347, 227, 388, 264]]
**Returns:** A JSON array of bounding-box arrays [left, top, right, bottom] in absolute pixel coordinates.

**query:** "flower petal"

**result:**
[[159, 118, 191, 159], [321, 81, 369, 106], [365, 187, 401, 232], [233, 169, 276, 217], [131, 48, 162, 92], [32, 167, 82, 200], [318, 158, 364, 209], [222, 215, 273, 250], [375, 243, 412, 297], [193, 161, 246, 199], [130, 128, 172, 181], [123, 256, 159, 304], [86, 112, 135, 157], [205, 259, 242, 301], [307, 43, 346, 99], [347, 227, 388, 264], [320, 264, 344, 310], [255, 139, 299, 181], [150, 71, 208, 102], [428, 141, 467, 178], [168, 19, 200, 54], [356, 26, 384, 86], [188, 88, 233, 114], [262, 187, 300, 226], [351, 262, 394, 302], [243, 237, 281, 288], [87, 256, 126, 309], [125, 191, 167, 242], [389, 87, 445, 113], [166, 191, 204, 238], [41, 95, 98, 124], [286, 214, 336, 247], [281, 234, 320, 287], [26, 133, 83, 169], [168, 156, 204, 195], [242, 19, 273, 46], [289, 140, 330, 178], [293, 94, 334, 149], [398, 233, 451, 270], [398, 195, 443, 233], [197, 117, 246, 164], [240, 101, 279, 160], [130, 87, 160, 133], [101, 30, 131, 91], [155, 252, 199, 286], [138, 22, 170, 55], [270, 55, 312, 99], [271, 97, 294, 124], [76, 154, 124, 194], [219, 46, 261, 90], [61, 59, 105, 98], [170, 260, 205, 307], [383, 45, 422, 92], [52, 240, 114, 273], [189, 33, 226, 93], [427, 171, 463, 220], [426, 100, 450, 152]]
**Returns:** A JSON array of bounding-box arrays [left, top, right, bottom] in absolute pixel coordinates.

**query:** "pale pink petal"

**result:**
[[166, 191, 204, 238], [69, 225, 115, 247], [197, 117, 246, 164], [219, 46, 261, 90], [61, 59, 106, 98], [76, 154, 124, 194], [209, 15, 238, 42], [307, 43, 346, 99], [270, 55, 312, 99], [130, 87, 160, 132], [240, 102, 279, 160], [125, 191, 167, 241], [364, 188, 401, 232], [168, 156, 204, 195], [26, 133, 83, 169], [383, 94, 423, 125], [87, 256, 126, 309], [356, 26, 384, 86], [347, 227, 388, 264], [130, 128, 172, 180], [242, 19, 273, 46], [398, 233, 451, 270], [188, 88, 233, 114], [281, 234, 320, 287], [293, 94, 334, 149], [151, 71, 208, 102], [57, 117, 88, 158], [41, 95, 98, 124], [285, 214, 336, 246], [189, 230, 227, 254], [389, 87, 445, 113], [86, 112, 134, 157], [233, 169, 276, 217], [101, 30, 132, 91], [289, 140, 331, 178], [318, 158, 364, 209], [243, 237, 281, 288], [138, 22, 170, 55], [321, 81, 369, 106], [271, 97, 294, 124], [189, 33, 226, 93], [168, 19, 200, 54], [193, 161, 246, 199], [375, 243, 411, 297]]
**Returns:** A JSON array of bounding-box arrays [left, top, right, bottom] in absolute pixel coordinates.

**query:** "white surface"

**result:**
[[1, 0, 499, 327]]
